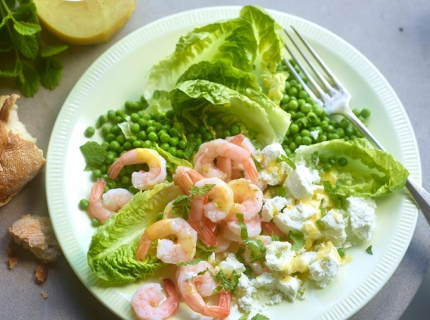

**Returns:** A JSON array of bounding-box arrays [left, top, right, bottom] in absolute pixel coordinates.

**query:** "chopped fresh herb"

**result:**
[[244, 265, 252, 276], [190, 184, 215, 196], [239, 311, 251, 320], [171, 194, 192, 220], [277, 154, 296, 169], [177, 258, 204, 266], [298, 287, 306, 298], [198, 268, 240, 294], [337, 248, 345, 258], [214, 202, 222, 208], [236, 247, 246, 263], [251, 155, 263, 172], [237, 213, 266, 265], [156, 213, 164, 221], [268, 186, 287, 198], [251, 314, 270, 320], [270, 233, 281, 241], [195, 240, 217, 260], [366, 245, 373, 255], [316, 219, 325, 231], [0, 0, 68, 96], [79, 141, 107, 170], [288, 230, 305, 250]]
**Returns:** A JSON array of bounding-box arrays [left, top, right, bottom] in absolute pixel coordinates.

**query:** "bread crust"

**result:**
[[0, 94, 46, 206]]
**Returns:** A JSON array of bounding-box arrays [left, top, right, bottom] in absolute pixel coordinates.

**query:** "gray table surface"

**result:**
[[1, 0, 429, 319]]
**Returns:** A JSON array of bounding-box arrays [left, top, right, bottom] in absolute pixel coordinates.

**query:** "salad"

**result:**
[[78, 5, 409, 320]]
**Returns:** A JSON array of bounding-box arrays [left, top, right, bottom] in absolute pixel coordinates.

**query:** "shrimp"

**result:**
[[193, 139, 258, 184], [193, 177, 234, 223], [131, 278, 179, 320], [107, 148, 167, 190], [173, 166, 204, 195], [88, 179, 133, 224], [176, 261, 231, 319], [136, 218, 197, 264], [222, 214, 262, 243], [226, 134, 256, 153], [226, 178, 263, 222]]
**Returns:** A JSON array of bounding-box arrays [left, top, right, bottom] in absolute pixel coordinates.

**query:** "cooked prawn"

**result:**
[[136, 218, 197, 264], [172, 166, 204, 195], [176, 261, 231, 319], [193, 177, 234, 223], [107, 148, 167, 190], [226, 178, 263, 222], [88, 179, 133, 224], [193, 139, 258, 184], [188, 196, 218, 247], [131, 278, 179, 320], [222, 214, 262, 243]]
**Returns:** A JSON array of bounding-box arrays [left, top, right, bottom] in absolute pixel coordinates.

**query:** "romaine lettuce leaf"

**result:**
[[143, 17, 257, 101], [294, 139, 409, 198], [169, 79, 280, 148], [87, 182, 182, 283], [175, 60, 290, 143], [240, 5, 287, 104]]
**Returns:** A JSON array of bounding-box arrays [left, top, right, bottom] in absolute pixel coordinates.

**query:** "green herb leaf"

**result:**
[[277, 154, 296, 169], [40, 43, 68, 57], [171, 194, 192, 220], [236, 213, 249, 239], [79, 141, 107, 169], [195, 240, 217, 260], [36, 56, 63, 89], [190, 183, 215, 196], [200, 268, 240, 294], [0, 13, 12, 29], [268, 185, 287, 198], [13, 20, 41, 35], [288, 230, 305, 251], [236, 213, 266, 265], [239, 312, 251, 320], [0, 54, 21, 77], [316, 218, 324, 231], [177, 258, 204, 266], [251, 314, 270, 320], [13, 30, 38, 59], [235, 247, 246, 263], [251, 155, 263, 172], [366, 245, 373, 255], [16, 60, 39, 97], [337, 248, 345, 258]]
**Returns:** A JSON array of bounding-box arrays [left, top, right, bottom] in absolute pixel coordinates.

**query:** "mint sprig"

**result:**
[[0, 0, 68, 96]]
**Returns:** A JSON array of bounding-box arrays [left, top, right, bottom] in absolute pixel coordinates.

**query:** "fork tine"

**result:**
[[283, 28, 333, 96], [283, 56, 323, 106], [290, 26, 342, 89]]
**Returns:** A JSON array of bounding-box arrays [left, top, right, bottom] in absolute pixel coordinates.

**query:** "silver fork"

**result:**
[[283, 26, 430, 224]]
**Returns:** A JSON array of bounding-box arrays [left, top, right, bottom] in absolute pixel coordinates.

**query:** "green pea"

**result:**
[[137, 131, 147, 141], [160, 133, 170, 143], [289, 123, 299, 134], [169, 128, 179, 137], [203, 132, 213, 141], [110, 140, 120, 151], [336, 128, 345, 138], [91, 218, 100, 227], [361, 108, 371, 119], [288, 87, 298, 96], [106, 133, 116, 142], [84, 126, 95, 137], [79, 199, 89, 210], [133, 140, 142, 148], [176, 150, 184, 158], [130, 123, 140, 133], [319, 154, 329, 163], [92, 169, 103, 179], [160, 142, 170, 150], [178, 140, 187, 149], [101, 141, 110, 151], [169, 136, 179, 146], [298, 90, 309, 99], [339, 118, 350, 129], [99, 114, 108, 125], [107, 110, 116, 119], [328, 155, 339, 165], [138, 118, 147, 128], [123, 141, 132, 150], [307, 112, 318, 122], [116, 134, 126, 144], [147, 120, 155, 127], [295, 135, 302, 145], [106, 180, 116, 189], [323, 163, 332, 172], [230, 124, 240, 136], [208, 117, 217, 127], [195, 138, 203, 145], [338, 157, 348, 166], [301, 129, 311, 137], [352, 108, 361, 116], [223, 130, 231, 138], [148, 132, 158, 142], [154, 122, 163, 131], [300, 103, 312, 114], [111, 125, 122, 135], [121, 176, 131, 185], [288, 100, 299, 111], [143, 140, 152, 148], [317, 134, 327, 142], [302, 136, 312, 145], [289, 142, 297, 151], [168, 147, 177, 156], [214, 124, 223, 131], [114, 116, 124, 124], [101, 125, 111, 136], [166, 110, 175, 119], [147, 126, 156, 133]]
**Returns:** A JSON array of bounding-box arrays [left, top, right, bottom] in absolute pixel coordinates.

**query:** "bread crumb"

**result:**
[[41, 291, 48, 299], [7, 247, 16, 256], [9, 215, 61, 263], [8, 256, 18, 269], [35, 264, 48, 284]]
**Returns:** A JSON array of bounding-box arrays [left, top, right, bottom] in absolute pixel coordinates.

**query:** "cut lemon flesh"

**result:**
[[34, 0, 136, 45]]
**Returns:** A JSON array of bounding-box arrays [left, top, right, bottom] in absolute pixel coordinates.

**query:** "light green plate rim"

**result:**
[[46, 6, 420, 320]]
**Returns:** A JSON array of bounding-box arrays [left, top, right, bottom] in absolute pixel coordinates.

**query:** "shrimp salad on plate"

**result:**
[[79, 5, 409, 320]]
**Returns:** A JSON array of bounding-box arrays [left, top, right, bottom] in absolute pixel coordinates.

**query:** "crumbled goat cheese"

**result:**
[[285, 164, 320, 200], [275, 275, 302, 301], [252, 143, 291, 186], [218, 253, 246, 276], [309, 242, 341, 288], [273, 202, 317, 233], [261, 196, 292, 222], [184, 272, 198, 282], [321, 209, 347, 247], [347, 196, 377, 241]]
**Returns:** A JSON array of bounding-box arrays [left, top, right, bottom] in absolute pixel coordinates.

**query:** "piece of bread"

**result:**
[[0, 94, 46, 206], [8, 214, 62, 263]]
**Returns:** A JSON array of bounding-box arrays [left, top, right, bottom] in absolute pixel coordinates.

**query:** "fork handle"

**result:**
[[343, 108, 430, 223]]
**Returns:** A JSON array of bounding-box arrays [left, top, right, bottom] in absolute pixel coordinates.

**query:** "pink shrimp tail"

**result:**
[[218, 290, 232, 309], [162, 278, 180, 313], [189, 220, 217, 247], [228, 134, 245, 146], [107, 158, 124, 179], [261, 222, 286, 237], [203, 305, 230, 319], [90, 179, 106, 202], [136, 235, 151, 261]]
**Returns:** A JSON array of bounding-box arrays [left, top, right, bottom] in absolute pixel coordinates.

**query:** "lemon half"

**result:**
[[34, 0, 136, 45]]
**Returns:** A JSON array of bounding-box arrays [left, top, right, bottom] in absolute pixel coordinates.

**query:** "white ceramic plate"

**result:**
[[46, 6, 420, 320]]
